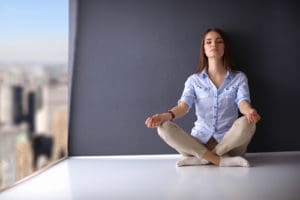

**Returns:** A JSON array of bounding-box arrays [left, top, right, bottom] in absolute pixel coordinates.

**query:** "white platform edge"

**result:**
[[69, 151, 300, 160]]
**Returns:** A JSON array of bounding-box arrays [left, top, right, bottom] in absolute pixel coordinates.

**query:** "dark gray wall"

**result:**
[[69, 0, 300, 156]]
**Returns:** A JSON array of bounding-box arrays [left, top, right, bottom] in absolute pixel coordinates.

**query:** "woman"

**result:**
[[145, 28, 261, 167]]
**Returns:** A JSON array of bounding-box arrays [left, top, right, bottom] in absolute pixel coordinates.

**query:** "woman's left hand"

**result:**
[[245, 108, 261, 124]]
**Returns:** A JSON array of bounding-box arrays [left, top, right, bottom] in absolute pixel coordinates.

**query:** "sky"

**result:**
[[0, 0, 68, 64]]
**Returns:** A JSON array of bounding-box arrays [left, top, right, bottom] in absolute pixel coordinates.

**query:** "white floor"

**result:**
[[1, 152, 300, 200]]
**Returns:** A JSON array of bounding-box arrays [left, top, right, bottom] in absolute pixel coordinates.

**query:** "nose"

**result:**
[[210, 42, 216, 48], [209, 41, 216, 47]]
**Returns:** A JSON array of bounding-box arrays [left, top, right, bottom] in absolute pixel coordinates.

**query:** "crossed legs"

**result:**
[[157, 116, 256, 167]]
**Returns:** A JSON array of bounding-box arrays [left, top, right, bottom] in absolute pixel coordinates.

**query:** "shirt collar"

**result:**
[[200, 67, 234, 80], [225, 70, 234, 80], [200, 69, 208, 79]]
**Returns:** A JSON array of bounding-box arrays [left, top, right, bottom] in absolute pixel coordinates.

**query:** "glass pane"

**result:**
[[0, 0, 68, 191]]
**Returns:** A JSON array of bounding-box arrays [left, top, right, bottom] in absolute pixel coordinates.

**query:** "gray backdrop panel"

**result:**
[[69, 0, 300, 156]]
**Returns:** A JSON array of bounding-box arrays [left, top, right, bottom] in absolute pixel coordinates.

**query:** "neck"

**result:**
[[207, 58, 226, 75]]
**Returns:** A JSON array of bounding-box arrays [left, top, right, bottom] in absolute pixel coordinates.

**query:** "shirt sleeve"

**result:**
[[235, 73, 251, 107], [177, 76, 196, 111]]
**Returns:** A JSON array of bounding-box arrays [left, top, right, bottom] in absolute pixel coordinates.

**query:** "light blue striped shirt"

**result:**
[[178, 69, 251, 144]]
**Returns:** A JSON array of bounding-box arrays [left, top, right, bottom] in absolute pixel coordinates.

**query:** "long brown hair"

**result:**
[[196, 28, 236, 73]]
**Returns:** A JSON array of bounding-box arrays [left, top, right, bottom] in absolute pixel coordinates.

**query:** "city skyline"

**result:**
[[0, 0, 68, 190], [0, 0, 68, 64]]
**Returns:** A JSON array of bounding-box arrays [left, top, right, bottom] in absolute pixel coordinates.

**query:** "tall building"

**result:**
[[12, 86, 23, 124], [0, 84, 14, 125], [52, 110, 68, 161], [0, 126, 19, 189], [35, 74, 68, 135], [15, 123, 33, 181], [0, 84, 24, 125], [27, 91, 36, 134]]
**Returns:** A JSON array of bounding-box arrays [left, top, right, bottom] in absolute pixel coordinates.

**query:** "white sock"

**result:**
[[219, 156, 250, 167], [176, 156, 209, 167]]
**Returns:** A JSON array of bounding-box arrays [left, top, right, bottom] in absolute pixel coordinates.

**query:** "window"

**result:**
[[0, 0, 68, 191]]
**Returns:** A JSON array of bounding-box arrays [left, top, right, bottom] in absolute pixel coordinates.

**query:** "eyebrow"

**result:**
[[205, 37, 223, 40]]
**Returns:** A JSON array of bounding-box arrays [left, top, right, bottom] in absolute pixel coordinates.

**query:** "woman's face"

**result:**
[[204, 31, 225, 59]]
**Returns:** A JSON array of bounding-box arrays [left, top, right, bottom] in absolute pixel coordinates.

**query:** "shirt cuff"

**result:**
[[177, 97, 193, 112], [236, 97, 251, 107]]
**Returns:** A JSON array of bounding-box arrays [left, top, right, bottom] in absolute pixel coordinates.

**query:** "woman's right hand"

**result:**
[[145, 114, 167, 128]]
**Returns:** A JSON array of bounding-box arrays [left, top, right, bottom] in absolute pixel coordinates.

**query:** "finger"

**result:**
[[246, 115, 251, 123], [255, 112, 261, 120], [146, 121, 152, 128], [152, 123, 158, 128], [253, 114, 260, 123], [247, 115, 251, 123], [251, 112, 257, 120], [151, 120, 159, 128], [149, 121, 155, 128], [145, 120, 150, 127], [152, 117, 157, 123], [246, 117, 251, 124], [249, 115, 254, 124], [257, 113, 261, 120], [248, 117, 253, 124], [148, 118, 154, 127], [255, 115, 261, 123], [155, 119, 163, 126], [145, 117, 151, 125], [149, 117, 153, 124], [146, 120, 150, 127], [251, 114, 256, 124], [249, 114, 254, 123], [258, 115, 261, 121]]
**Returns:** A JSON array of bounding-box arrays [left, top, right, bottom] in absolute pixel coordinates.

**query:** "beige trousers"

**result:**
[[157, 116, 256, 159]]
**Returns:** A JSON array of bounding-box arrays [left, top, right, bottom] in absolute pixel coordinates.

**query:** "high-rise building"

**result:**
[[15, 123, 33, 181], [0, 126, 19, 189], [0, 84, 14, 125], [52, 110, 68, 161], [0, 84, 24, 125], [12, 86, 23, 124], [27, 91, 36, 135], [35, 76, 68, 135]]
